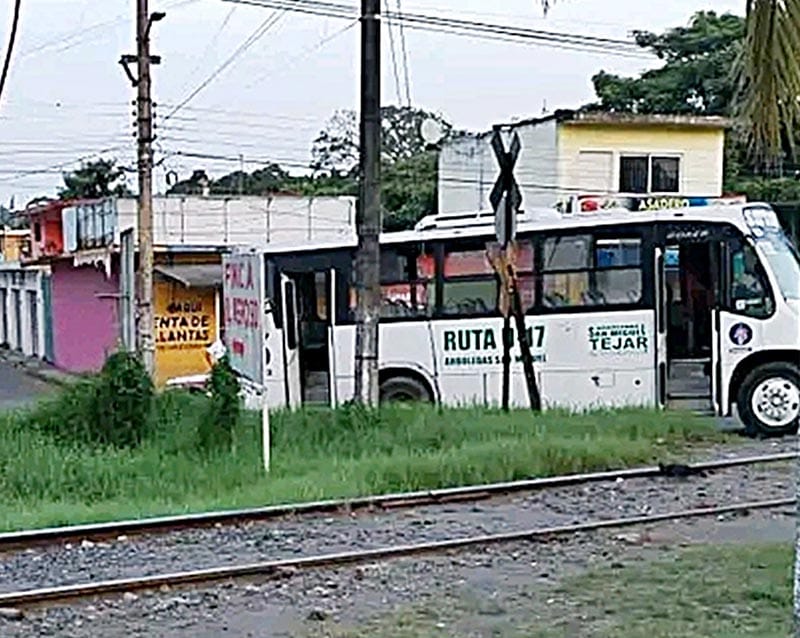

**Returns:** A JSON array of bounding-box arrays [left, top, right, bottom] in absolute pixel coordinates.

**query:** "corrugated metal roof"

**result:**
[[154, 263, 222, 288]]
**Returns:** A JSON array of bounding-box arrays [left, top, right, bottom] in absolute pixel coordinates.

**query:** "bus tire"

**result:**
[[379, 375, 432, 404], [736, 362, 800, 438]]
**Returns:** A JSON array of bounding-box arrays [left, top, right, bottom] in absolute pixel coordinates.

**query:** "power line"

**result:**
[[163, 10, 285, 122], [0, 144, 130, 184], [18, 0, 202, 59], [0, 0, 23, 107], [384, 0, 403, 104], [395, 0, 411, 106], [178, 5, 238, 96], [223, 0, 650, 59], [238, 17, 358, 91]]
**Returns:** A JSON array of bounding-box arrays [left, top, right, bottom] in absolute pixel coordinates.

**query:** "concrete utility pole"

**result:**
[[353, 0, 381, 406], [121, 1, 163, 376]]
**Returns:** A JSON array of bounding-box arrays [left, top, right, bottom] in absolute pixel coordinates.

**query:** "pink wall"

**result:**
[[51, 260, 120, 373]]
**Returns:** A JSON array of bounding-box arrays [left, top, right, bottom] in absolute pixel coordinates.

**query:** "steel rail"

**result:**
[[0, 496, 793, 607], [0, 451, 794, 549]]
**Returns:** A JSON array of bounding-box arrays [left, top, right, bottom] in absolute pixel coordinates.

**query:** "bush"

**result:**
[[91, 351, 154, 447], [200, 355, 241, 451], [30, 351, 154, 448]]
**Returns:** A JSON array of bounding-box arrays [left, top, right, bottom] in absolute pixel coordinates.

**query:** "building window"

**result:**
[[541, 234, 643, 308], [619, 155, 680, 194]]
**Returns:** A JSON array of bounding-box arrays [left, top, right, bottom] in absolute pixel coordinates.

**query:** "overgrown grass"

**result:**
[[311, 544, 791, 638], [0, 389, 728, 531], [531, 543, 791, 638]]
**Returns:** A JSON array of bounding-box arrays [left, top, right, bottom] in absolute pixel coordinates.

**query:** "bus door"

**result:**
[[654, 247, 668, 408], [326, 267, 338, 408], [658, 224, 726, 414], [279, 273, 302, 409], [280, 269, 336, 406]]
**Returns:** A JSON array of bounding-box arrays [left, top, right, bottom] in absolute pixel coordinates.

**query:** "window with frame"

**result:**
[[440, 242, 498, 317], [373, 243, 434, 319], [729, 239, 774, 318], [619, 155, 680, 194], [541, 233, 643, 309]]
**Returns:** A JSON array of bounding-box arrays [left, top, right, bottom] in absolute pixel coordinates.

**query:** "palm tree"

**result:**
[[737, 0, 800, 168]]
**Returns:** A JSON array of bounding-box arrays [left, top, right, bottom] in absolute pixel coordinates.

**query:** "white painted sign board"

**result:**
[[222, 249, 270, 472]]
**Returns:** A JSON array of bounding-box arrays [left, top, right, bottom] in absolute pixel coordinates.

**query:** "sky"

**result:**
[[0, 0, 744, 206]]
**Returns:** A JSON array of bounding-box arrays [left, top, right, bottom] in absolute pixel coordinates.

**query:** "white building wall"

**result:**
[[0, 264, 47, 359], [438, 120, 560, 216], [113, 195, 357, 248]]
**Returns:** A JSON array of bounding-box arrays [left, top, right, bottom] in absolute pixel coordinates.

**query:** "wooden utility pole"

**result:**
[[353, 0, 381, 406], [127, 0, 162, 375]]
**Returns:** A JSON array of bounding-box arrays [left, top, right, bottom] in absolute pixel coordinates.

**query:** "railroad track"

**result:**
[[0, 496, 793, 608], [0, 451, 795, 551]]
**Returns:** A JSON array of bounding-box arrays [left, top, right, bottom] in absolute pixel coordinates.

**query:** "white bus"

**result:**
[[252, 201, 799, 437]]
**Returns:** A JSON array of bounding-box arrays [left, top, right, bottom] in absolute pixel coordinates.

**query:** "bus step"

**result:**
[[667, 397, 713, 412]]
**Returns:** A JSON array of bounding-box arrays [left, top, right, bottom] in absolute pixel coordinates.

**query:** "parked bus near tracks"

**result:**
[[213, 202, 799, 438]]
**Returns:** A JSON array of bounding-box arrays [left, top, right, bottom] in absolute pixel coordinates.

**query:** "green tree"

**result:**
[[310, 105, 453, 177], [166, 169, 210, 195], [382, 151, 438, 231], [587, 11, 744, 115], [59, 159, 132, 200]]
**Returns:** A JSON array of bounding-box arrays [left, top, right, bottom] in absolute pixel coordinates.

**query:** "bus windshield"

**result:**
[[757, 233, 800, 300]]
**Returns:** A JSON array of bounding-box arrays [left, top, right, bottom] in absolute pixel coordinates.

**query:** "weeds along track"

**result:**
[[0, 450, 794, 605], [0, 451, 794, 551]]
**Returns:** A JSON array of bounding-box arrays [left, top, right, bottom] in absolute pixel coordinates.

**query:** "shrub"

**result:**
[[30, 351, 154, 448], [200, 355, 241, 452], [90, 351, 154, 447]]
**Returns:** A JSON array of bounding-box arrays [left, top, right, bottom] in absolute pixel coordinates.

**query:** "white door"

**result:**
[[280, 274, 302, 409]]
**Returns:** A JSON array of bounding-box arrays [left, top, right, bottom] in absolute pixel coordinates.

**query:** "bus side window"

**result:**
[[729, 241, 774, 318], [541, 233, 642, 308], [440, 242, 498, 317], [368, 244, 434, 320]]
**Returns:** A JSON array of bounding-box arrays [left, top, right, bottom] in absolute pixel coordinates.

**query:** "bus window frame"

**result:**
[[434, 238, 502, 320], [377, 242, 435, 321], [531, 224, 652, 315]]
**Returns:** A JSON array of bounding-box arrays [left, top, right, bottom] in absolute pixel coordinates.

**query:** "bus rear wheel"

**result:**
[[379, 375, 432, 404], [737, 362, 800, 438]]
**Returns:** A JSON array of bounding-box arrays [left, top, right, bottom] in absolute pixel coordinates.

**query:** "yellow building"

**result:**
[[555, 111, 729, 207], [152, 255, 222, 387], [0, 229, 30, 263], [438, 110, 732, 215]]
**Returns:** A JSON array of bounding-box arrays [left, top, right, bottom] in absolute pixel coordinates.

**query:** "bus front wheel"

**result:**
[[737, 362, 800, 438], [379, 375, 432, 404]]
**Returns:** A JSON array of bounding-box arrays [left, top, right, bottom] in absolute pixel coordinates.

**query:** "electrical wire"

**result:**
[[384, 0, 403, 104], [163, 9, 285, 122], [238, 17, 358, 91], [0, 0, 23, 107], [223, 0, 651, 59], [395, 0, 412, 106], [178, 5, 238, 96]]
